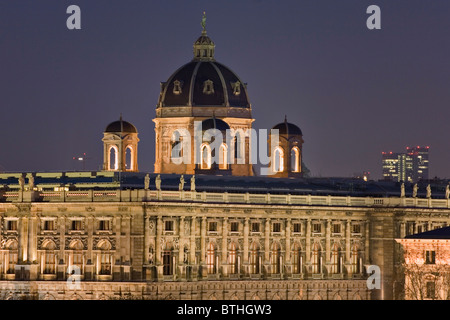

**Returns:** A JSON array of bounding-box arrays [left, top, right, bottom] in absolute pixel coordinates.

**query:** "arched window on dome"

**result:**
[[273, 147, 284, 173], [219, 144, 228, 170], [290, 147, 300, 172], [233, 131, 245, 163], [201, 143, 211, 169], [125, 145, 133, 171], [109, 146, 118, 171]]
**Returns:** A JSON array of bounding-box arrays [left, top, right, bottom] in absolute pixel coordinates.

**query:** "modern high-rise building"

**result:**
[[382, 146, 429, 183]]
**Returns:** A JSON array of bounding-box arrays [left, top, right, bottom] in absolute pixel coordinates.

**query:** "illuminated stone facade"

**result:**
[[0, 180, 449, 300]]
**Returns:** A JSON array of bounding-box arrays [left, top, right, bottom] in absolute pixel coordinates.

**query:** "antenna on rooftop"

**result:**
[[72, 153, 91, 171]]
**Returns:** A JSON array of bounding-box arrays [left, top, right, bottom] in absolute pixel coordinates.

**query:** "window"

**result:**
[[173, 80, 183, 95], [249, 242, 260, 274], [229, 243, 238, 274], [273, 147, 284, 173], [230, 222, 239, 232], [351, 245, 360, 273], [109, 146, 118, 171], [312, 223, 322, 234], [6, 241, 18, 274], [251, 222, 260, 233], [331, 243, 341, 274], [426, 282, 436, 299], [292, 244, 301, 274], [332, 224, 341, 234], [352, 224, 361, 234], [43, 240, 56, 274], [206, 243, 216, 274], [203, 79, 214, 95], [201, 144, 212, 169], [290, 147, 300, 172], [165, 220, 174, 232], [293, 223, 301, 233], [219, 144, 228, 170], [7, 220, 17, 231], [71, 220, 82, 231], [272, 222, 281, 233], [231, 81, 241, 96], [99, 220, 110, 231], [311, 243, 321, 274], [425, 250, 436, 264], [163, 251, 173, 275], [208, 222, 217, 232], [270, 243, 281, 274], [44, 220, 54, 231]]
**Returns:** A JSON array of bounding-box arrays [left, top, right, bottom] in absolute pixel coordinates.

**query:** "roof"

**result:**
[[404, 226, 450, 240], [158, 61, 250, 109], [105, 119, 137, 133], [272, 120, 302, 136]]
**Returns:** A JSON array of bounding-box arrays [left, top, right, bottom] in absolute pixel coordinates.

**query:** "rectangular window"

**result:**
[[426, 282, 436, 299], [425, 250, 436, 264], [165, 220, 174, 232], [352, 224, 361, 234], [312, 223, 321, 233], [7, 220, 17, 231], [99, 220, 110, 231], [208, 222, 217, 232], [44, 220, 54, 231], [251, 222, 260, 233], [71, 220, 82, 231], [333, 224, 341, 234], [230, 222, 239, 232], [273, 222, 281, 233], [293, 223, 301, 233]]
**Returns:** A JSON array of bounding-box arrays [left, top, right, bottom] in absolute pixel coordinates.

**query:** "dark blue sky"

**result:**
[[1, 0, 449, 179]]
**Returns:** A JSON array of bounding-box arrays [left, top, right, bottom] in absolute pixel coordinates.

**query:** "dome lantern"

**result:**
[[193, 12, 215, 61]]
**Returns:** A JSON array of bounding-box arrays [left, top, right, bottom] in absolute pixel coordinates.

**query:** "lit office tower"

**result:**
[[407, 146, 430, 182], [382, 146, 429, 183]]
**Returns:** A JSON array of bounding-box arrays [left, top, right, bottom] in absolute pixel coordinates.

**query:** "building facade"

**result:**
[[396, 226, 450, 300]]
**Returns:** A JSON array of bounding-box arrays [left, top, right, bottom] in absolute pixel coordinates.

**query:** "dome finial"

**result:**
[[201, 11, 207, 33]]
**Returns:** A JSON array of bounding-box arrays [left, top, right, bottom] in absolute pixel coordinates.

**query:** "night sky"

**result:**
[[1, 0, 449, 180]]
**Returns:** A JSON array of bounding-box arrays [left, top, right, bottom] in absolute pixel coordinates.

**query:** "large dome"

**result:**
[[158, 61, 250, 108], [157, 29, 250, 109]]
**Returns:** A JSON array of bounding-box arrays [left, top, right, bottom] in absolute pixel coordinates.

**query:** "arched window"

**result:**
[[69, 240, 84, 274], [207, 242, 217, 274], [219, 144, 228, 170], [311, 242, 321, 274], [270, 242, 281, 274], [292, 243, 302, 274], [273, 147, 284, 172], [351, 245, 360, 274], [228, 242, 238, 274], [331, 243, 341, 274], [125, 146, 133, 171], [109, 146, 118, 170], [97, 240, 112, 275], [290, 147, 300, 172], [201, 144, 211, 169], [42, 240, 56, 274], [6, 240, 18, 274], [234, 133, 243, 161], [249, 242, 260, 274], [163, 243, 174, 276]]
